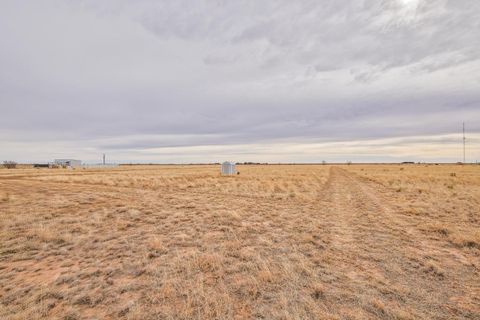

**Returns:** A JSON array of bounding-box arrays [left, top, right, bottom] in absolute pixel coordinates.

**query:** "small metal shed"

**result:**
[[221, 161, 236, 175]]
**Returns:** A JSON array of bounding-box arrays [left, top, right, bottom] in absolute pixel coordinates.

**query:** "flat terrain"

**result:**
[[0, 164, 479, 319]]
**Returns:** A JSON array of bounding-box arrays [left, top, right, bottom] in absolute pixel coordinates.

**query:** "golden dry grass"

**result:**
[[0, 164, 479, 319]]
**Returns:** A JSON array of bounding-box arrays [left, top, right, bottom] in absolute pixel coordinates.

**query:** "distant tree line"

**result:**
[[3, 161, 17, 169]]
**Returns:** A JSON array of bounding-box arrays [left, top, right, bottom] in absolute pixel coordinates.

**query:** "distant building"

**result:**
[[54, 159, 82, 168], [221, 161, 237, 175], [33, 163, 49, 168]]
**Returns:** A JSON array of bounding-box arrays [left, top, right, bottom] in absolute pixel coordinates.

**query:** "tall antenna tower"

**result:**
[[463, 122, 466, 163]]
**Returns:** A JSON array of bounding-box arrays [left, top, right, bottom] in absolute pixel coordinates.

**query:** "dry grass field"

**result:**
[[0, 164, 479, 319]]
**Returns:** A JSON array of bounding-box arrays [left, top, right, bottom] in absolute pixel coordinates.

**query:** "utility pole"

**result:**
[[103, 153, 106, 165], [463, 122, 466, 163]]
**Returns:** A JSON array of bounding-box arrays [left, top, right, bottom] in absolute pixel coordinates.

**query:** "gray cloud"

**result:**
[[0, 0, 479, 163]]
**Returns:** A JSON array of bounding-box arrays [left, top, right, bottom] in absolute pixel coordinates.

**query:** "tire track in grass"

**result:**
[[312, 167, 477, 319]]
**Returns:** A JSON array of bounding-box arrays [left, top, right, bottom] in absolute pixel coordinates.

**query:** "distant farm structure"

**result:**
[[54, 159, 82, 168], [33, 164, 50, 168], [221, 161, 237, 175], [33, 156, 118, 169]]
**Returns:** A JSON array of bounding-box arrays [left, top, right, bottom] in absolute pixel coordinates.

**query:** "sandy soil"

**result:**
[[0, 164, 479, 319]]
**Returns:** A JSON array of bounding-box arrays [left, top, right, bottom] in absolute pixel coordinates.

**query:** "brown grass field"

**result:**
[[0, 164, 479, 319]]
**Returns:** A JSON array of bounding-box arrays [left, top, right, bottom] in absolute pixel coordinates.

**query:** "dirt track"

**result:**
[[317, 168, 479, 318]]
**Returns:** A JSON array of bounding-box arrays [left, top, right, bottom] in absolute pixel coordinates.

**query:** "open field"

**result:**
[[0, 164, 479, 319]]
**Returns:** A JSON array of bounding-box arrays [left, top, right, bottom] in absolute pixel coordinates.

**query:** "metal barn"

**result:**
[[54, 159, 82, 168], [221, 161, 236, 175]]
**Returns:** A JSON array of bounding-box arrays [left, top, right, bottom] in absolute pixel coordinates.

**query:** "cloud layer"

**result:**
[[1, 0, 479, 163]]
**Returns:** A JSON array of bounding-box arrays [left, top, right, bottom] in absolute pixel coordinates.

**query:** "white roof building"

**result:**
[[54, 159, 82, 167]]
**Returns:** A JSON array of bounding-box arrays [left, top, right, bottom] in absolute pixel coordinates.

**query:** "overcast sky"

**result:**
[[1, 0, 479, 163]]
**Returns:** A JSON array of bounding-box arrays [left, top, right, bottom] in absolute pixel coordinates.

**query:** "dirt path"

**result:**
[[314, 167, 479, 319]]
